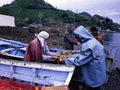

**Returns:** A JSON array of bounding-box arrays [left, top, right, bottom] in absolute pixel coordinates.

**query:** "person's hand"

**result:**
[[77, 41, 80, 45], [51, 55, 60, 61], [59, 58, 65, 64], [51, 55, 66, 64]]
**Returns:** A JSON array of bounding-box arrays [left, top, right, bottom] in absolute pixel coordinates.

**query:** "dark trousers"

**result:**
[[69, 80, 101, 90], [69, 80, 83, 90], [82, 84, 101, 90]]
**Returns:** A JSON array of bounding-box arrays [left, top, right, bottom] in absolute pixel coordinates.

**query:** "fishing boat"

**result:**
[[0, 38, 28, 48], [0, 47, 26, 60], [0, 59, 75, 86], [0, 58, 75, 90], [0, 38, 27, 60]]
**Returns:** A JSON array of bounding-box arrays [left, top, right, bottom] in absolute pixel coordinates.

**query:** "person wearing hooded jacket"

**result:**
[[24, 31, 59, 62], [63, 24, 80, 50], [64, 26, 106, 90]]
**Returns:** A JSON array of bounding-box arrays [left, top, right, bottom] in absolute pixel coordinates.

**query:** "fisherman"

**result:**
[[90, 26, 109, 56], [63, 26, 106, 90], [24, 31, 60, 62], [63, 24, 80, 50], [90, 26, 104, 44]]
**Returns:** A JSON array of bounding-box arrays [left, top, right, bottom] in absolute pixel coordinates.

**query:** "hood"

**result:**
[[38, 31, 49, 39], [74, 26, 93, 43], [67, 24, 75, 33]]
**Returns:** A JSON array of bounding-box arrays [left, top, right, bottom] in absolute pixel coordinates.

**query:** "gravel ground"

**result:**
[[102, 69, 120, 90]]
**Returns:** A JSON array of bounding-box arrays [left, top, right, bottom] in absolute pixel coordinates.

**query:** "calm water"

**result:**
[[104, 32, 120, 68]]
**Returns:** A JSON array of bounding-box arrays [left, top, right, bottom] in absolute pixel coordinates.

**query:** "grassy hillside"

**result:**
[[0, 0, 120, 30]]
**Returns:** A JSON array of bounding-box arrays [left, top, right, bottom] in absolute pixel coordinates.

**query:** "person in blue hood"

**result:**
[[64, 26, 106, 90]]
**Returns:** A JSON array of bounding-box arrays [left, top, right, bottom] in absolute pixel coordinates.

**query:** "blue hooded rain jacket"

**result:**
[[65, 26, 106, 88]]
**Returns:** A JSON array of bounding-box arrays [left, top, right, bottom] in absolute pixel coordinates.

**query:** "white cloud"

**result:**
[[45, 0, 120, 24], [0, 0, 14, 6]]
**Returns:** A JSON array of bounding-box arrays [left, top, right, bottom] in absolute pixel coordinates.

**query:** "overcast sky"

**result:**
[[0, 0, 120, 24]]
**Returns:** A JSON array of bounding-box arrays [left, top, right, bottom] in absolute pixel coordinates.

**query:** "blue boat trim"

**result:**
[[0, 38, 28, 47]]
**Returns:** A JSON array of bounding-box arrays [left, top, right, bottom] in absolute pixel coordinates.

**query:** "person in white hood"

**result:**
[[24, 31, 59, 62], [64, 26, 106, 90]]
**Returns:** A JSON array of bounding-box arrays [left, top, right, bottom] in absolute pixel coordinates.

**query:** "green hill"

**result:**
[[0, 0, 119, 30]]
